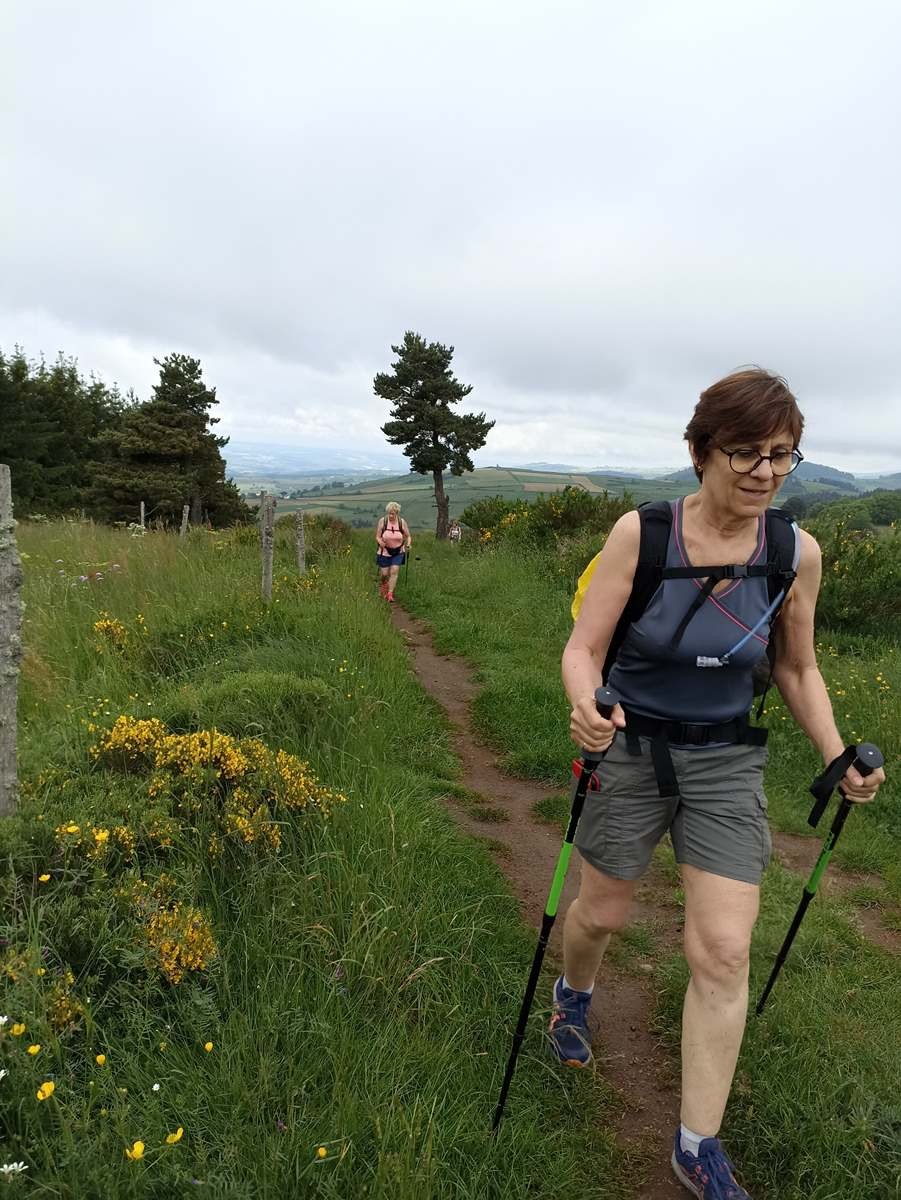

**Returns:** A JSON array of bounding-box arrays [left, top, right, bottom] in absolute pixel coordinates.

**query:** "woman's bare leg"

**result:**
[[562, 858, 637, 989], [680, 864, 759, 1135]]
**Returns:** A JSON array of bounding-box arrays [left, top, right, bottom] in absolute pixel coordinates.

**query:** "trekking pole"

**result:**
[[491, 685, 619, 1134], [756, 741, 883, 1015]]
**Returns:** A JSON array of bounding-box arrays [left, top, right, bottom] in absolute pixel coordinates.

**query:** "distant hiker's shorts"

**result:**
[[575, 736, 771, 885], [376, 550, 406, 567]]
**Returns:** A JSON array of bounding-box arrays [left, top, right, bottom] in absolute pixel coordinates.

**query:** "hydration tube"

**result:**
[[695, 588, 786, 669]]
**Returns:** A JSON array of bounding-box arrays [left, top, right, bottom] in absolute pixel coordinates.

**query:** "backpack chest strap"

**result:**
[[662, 563, 791, 580]]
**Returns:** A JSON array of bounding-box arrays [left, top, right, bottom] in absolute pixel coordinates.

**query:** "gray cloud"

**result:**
[[3, 0, 900, 472]]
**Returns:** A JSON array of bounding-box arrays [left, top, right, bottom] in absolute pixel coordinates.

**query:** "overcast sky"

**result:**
[[3, 0, 900, 472]]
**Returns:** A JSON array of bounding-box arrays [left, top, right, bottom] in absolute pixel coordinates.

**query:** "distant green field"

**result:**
[[255, 468, 689, 529], [248, 466, 865, 530]]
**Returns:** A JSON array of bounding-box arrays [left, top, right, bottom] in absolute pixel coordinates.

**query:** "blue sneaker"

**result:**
[[547, 976, 593, 1066], [671, 1130, 752, 1198]]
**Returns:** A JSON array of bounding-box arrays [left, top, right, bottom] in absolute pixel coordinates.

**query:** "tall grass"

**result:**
[[2, 523, 627, 1198]]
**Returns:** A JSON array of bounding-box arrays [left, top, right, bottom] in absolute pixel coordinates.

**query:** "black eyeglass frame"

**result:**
[[717, 446, 804, 477]]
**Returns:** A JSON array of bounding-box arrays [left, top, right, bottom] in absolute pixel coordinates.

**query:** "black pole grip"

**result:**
[[580, 686, 619, 764], [808, 742, 883, 828]]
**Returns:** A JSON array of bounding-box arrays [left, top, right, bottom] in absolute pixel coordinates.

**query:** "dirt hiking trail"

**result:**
[[391, 605, 685, 1200], [390, 599, 898, 1199]]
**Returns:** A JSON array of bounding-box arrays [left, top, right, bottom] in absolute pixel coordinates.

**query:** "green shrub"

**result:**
[[804, 506, 901, 631], [160, 671, 337, 737]]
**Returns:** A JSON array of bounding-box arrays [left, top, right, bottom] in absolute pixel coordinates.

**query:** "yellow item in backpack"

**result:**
[[571, 550, 603, 621]]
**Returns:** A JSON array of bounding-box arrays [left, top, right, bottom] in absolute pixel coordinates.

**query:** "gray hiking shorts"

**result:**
[[574, 735, 772, 886]]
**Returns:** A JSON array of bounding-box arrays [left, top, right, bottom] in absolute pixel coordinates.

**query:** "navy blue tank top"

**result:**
[[607, 498, 772, 724]]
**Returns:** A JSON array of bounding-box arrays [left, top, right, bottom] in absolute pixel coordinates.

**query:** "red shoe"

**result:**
[[387, 592, 395, 603]]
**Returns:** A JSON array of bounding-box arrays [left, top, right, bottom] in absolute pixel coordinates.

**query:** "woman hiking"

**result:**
[[555, 368, 885, 1198], [375, 501, 411, 603]]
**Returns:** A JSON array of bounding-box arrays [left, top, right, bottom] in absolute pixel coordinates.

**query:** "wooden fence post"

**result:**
[[179, 504, 190, 538], [261, 494, 276, 602], [0, 465, 24, 816], [140, 500, 146, 530], [295, 511, 306, 575]]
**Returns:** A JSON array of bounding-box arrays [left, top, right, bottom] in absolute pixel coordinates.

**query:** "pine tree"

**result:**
[[0, 348, 122, 514], [91, 354, 250, 527], [375, 332, 493, 538]]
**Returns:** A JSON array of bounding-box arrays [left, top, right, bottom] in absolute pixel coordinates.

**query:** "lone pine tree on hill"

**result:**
[[375, 332, 493, 538]]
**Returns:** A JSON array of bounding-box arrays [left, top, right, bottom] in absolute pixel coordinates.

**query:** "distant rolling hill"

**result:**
[[245, 461, 901, 531], [261, 466, 695, 529]]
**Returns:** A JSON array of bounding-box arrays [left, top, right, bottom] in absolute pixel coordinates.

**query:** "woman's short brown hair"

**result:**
[[684, 368, 804, 481]]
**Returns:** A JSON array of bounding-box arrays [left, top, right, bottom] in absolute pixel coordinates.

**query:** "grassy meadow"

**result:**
[[2, 513, 899, 1199], [2, 523, 626, 1198], [402, 536, 901, 1200]]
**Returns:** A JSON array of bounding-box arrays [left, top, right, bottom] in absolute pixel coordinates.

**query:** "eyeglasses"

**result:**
[[718, 446, 804, 477]]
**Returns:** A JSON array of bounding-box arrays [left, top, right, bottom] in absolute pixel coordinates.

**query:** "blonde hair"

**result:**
[[385, 502, 401, 515]]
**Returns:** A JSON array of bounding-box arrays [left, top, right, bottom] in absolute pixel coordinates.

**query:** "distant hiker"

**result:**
[[554, 368, 885, 1199], [449, 520, 462, 544], [375, 502, 411, 602]]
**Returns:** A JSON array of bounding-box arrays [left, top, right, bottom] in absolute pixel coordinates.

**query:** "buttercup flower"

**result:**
[[27, 1044, 41, 1056], [36, 1081, 55, 1100], [166, 1127, 184, 1145], [38, 874, 50, 883], [317, 1146, 328, 1159], [11, 1024, 25, 1037], [125, 1141, 145, 1161], [204, 1041, 213, 1053], [95, 1054, 106, 1066]]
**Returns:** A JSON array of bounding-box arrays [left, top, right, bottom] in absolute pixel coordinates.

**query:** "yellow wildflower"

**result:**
[[27, 1044, 41, 1055], [204, 1041, 213, 1053], [38, 873, 50, 883], [36, 1081, 55, 1101], [165, 1127, 184, 1145], [11, 1023, 25, 1037], [95, 1053, 106, 1066], [125, 1141, 145, 1161], [317, 1146, 328, 1158]]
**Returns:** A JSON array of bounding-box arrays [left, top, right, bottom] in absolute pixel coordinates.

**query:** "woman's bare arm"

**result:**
[[773, 529, 884, 800], [562, 511, 640, 749]]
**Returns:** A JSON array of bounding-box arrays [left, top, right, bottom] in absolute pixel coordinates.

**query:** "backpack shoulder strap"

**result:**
[[763, 508, 801, 604], [602, 500, 673, 682]]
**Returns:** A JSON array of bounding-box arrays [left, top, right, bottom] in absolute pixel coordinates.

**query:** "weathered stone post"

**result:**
[[295, 511, 306, 575], [261, 494, 276, 602], [0, 465, 24, 816]]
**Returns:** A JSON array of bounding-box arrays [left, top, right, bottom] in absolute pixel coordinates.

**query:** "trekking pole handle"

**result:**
[[847, 743, 883, 781], [808, 742, 884, 827], [594, 685, 617, 721], [580, 686, 618, 764]]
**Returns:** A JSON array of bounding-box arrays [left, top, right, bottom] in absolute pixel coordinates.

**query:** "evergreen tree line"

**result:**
[[0, 348, 250, 527]]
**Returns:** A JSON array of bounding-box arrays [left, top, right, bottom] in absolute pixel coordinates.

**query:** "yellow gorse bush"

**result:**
[[89, 717, 345, 832], [144, 903, 218, 985], [93, 613, 129, 651]]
